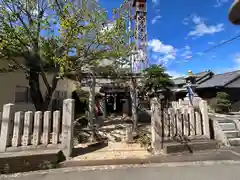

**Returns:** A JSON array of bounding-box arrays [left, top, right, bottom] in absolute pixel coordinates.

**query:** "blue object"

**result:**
[[187, 85, 194, 105]]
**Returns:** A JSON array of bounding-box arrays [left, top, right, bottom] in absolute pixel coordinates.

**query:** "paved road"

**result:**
[[2, 162, 240, 180]]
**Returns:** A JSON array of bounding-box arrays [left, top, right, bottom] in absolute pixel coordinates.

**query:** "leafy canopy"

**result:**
[[0, 0, 133, 74], [215, 92, 231, 107], [0, 0, 134, 110], [142, 64, 174, 93]]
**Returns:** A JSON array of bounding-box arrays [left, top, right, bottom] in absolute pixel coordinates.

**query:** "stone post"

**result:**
[[22, 111, 33, 146], [33, 111, 42, 146], [164, 109, 169, 138], [61, 99, 75, 158], [43, 111, 51, 145], [200, 100, 210, 138], [52, 110, 60, 144], [12, 111, 24, 147], [168, 108, 175, 137], [178, 99, 183, 107], [176, 109, 182, 136], [125, 124, 133, 143], [151, 98, 162, 154], [182, 107, 189, 136], [189, 107, 195, 136], [195, 111, 202, 136], [0, 104, 15, 152]]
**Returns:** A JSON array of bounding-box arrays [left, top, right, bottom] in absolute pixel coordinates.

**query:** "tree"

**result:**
[[214, 92, 231, 113], [0, 0, 133, 111], [142, 64, 174, 95]]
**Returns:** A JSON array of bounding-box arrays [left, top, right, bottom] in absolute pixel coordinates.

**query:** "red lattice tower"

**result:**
[[132, 0, 148, 73]]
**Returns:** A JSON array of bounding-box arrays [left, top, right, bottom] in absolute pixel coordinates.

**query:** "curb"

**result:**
[[2, 148, 240, 177], [60, 149, 240, 168], [59, 157, 153, 168], [3, 160, 240, 178]]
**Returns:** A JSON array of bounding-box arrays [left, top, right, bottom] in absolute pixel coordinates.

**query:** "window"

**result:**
[[14, 86, 31, 103]]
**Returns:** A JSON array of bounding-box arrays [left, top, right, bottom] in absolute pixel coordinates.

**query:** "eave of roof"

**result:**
[[197, 70, 240, 89]]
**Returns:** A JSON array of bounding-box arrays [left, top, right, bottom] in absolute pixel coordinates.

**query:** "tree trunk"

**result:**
[[29, 70, 58, 111], [42, 75, 58, 111], [29, 70, 44, 111]]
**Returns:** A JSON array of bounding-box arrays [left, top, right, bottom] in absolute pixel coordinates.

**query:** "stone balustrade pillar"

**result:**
[[61, 99, 75, 159], [151, 97, 162, 154], [0, 104, 15, 152]]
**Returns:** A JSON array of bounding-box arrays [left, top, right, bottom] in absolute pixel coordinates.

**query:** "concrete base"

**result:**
[[0, 149, 64, 174], [162, 140, 219, 154]]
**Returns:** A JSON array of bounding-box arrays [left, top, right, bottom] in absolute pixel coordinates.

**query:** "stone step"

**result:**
[[219, 122, 237, 131], [217, 118, 235, 124], [224, 130, 240, 138], [229, 138, 240, 146]]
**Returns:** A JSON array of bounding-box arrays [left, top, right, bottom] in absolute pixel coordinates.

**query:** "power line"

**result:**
[[187, 33, 240, 61], [203, 33, 240, 53]]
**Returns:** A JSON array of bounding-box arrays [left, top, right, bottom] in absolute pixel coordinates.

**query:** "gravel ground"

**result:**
[[72, 142, 151, 161]]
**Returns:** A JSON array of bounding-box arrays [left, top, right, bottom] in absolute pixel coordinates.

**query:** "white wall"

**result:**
[[0, 60, 77, 112]]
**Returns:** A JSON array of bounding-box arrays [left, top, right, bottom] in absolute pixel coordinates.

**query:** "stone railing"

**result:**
[[151, 98, 210, 153], [0, 99, 75, 158]]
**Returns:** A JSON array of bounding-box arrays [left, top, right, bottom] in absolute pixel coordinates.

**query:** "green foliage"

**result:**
[[214, 92, 231, 113], [0, 0, 133, 110], [58, 0, 133, 74], [142, 64, 174, 93]]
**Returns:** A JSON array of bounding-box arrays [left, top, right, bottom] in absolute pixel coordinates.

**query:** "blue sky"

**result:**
[[98, 0, 240, 77]]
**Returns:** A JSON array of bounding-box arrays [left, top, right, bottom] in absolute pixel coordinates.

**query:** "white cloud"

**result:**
[[220, 39, 226, 43], [188, 23, 224, 37], [148, 40, 195, 65], [192, 15, 202, 24], [158, 54, 176, 65], [180, 45, 192, 59], [166, 71, 184, 78], [182, 17, 189, 25], [152, 0, 159, 6], [148, 39, 176, 54], [208, 42, 215, 45], [218, 53, 240, 73], [152, 15, 162, 24], [214, 0, 228, 7], [187, 15, 224, 37], [152, 9, 161, 24], [148, 39, 177, 65], [234, 53, 240, 68]]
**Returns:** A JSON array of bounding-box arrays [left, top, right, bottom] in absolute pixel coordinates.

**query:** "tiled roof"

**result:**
[[197, 70, 240, 89], [172, 70, 213, 85], [172, 77, 185, 85]]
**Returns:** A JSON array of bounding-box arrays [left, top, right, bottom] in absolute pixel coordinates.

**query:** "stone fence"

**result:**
[[151, 97, 210, 153], [0, 99, 75, 158]]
